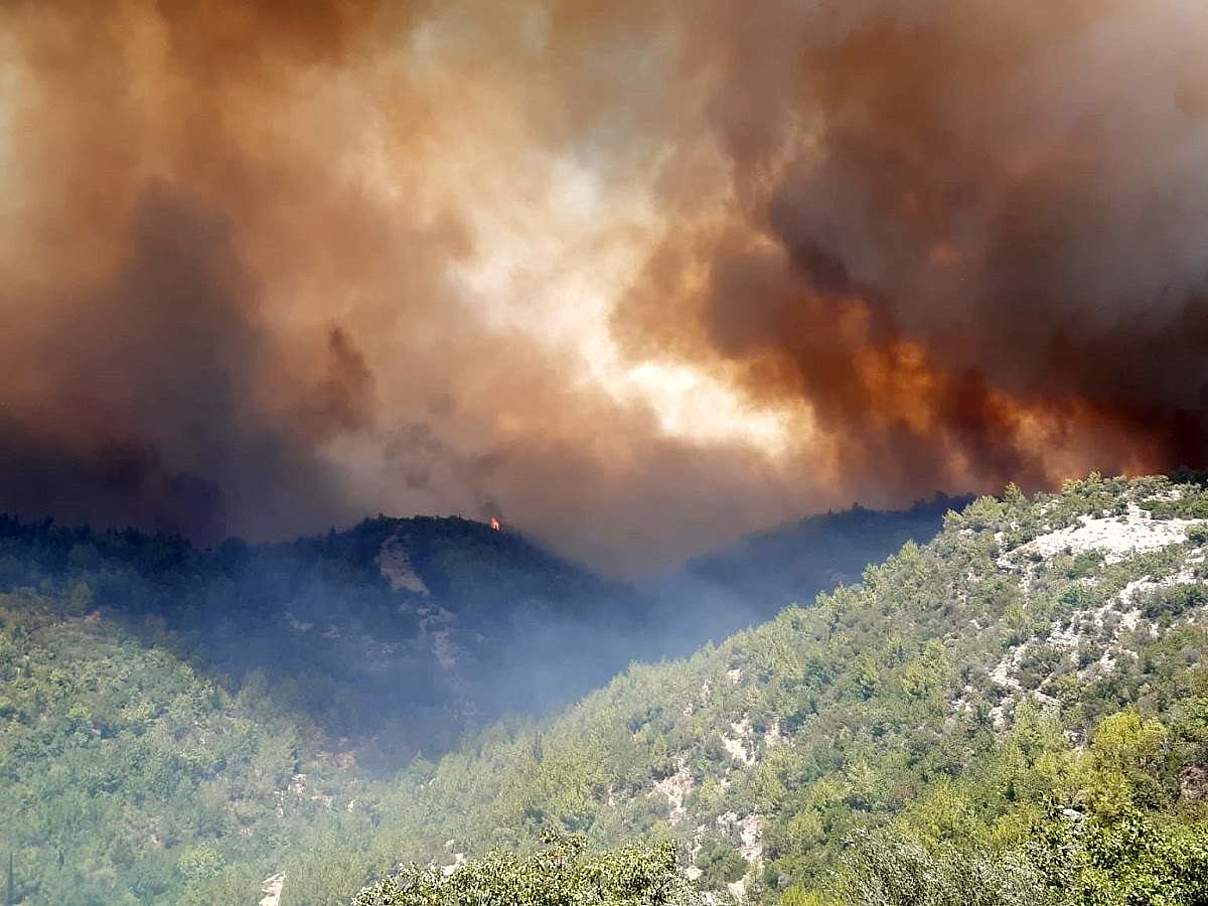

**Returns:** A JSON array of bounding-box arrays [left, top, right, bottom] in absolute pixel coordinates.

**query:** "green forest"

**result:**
[[318, 474, 1208, 906], [5, 475, 1208, 904]]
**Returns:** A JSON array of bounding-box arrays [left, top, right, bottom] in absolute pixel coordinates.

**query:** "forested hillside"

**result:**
[[0, 514, 652, 766], [17, 476, 1208, 905], [0, 586, 379, 905], [662, 495, 963, 648], [0, 502, 948, 904], [327, 474, 1208, 906], [0, 501, 944, 768]]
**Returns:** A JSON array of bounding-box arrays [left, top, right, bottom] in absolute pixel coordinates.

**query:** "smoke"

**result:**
[[2, 0, 1207, 573], [617, 0, 1208, 497]]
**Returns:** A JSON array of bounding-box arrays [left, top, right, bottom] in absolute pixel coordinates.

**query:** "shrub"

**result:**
[[352, 834, 700, 905]]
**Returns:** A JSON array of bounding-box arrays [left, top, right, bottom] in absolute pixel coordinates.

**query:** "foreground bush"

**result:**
[[352, 834, 700, 906], [835, 808, 1208, 906]]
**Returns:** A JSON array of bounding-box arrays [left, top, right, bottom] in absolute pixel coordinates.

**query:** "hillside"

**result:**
[[7, 476, 1208, 904], [313, 474, 1208, 906], [655, 495, 965, 649], [0, 516, 650, 904], [0, 586, 379, 906], [0, 500, 949, 770], [0, 515, 653, 767], [0, 502, 951, 905]]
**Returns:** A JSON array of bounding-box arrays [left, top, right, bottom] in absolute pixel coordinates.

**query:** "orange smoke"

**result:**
[[1, 0, 1207, 573]]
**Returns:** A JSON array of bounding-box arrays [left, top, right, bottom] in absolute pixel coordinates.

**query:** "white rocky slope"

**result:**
[[638, 478, 1208, 901], [985, 492, 1208, 730]]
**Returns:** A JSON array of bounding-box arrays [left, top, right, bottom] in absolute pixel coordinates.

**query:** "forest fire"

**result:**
[[490, 517, 502, 532]]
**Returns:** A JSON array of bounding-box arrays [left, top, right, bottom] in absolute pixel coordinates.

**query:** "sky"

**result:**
[[2, 0, 1207, 574]]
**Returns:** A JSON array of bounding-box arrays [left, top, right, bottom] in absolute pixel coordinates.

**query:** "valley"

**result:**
[[0, 498, 948, 904]]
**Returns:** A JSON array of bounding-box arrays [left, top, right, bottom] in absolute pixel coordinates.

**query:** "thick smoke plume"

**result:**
[[2, 0, 1206, 572], [618, 0, 1208, 499]]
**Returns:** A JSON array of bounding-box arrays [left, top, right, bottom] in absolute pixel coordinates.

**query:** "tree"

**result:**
[[352, 834, 699, 906], [835, 831, 1050, 906]]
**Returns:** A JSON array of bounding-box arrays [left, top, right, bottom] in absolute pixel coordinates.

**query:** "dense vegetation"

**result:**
[[673, 494, 963, 646], [11, 476, 1208, 903], [0, 502, 945, 904], [352, 834, 697, 906], [0, 586, 377, 905], [323, 474, 1208, 906]]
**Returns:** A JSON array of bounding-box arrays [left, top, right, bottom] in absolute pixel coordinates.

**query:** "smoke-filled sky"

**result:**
[[2, 0, 1207, 573]]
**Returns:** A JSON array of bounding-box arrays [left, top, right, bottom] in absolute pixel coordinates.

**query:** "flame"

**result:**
[[490, 516, 502, 532]]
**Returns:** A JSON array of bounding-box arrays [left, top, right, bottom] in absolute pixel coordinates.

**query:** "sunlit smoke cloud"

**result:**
[[2, 0, 1206, 572]]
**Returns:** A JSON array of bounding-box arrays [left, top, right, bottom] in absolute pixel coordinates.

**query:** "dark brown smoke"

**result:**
[[617, 0, 1208, 501], [3, 0, 1207, 572]]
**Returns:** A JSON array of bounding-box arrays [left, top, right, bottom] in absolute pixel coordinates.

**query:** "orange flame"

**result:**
[[490, 517, 502, 532]]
